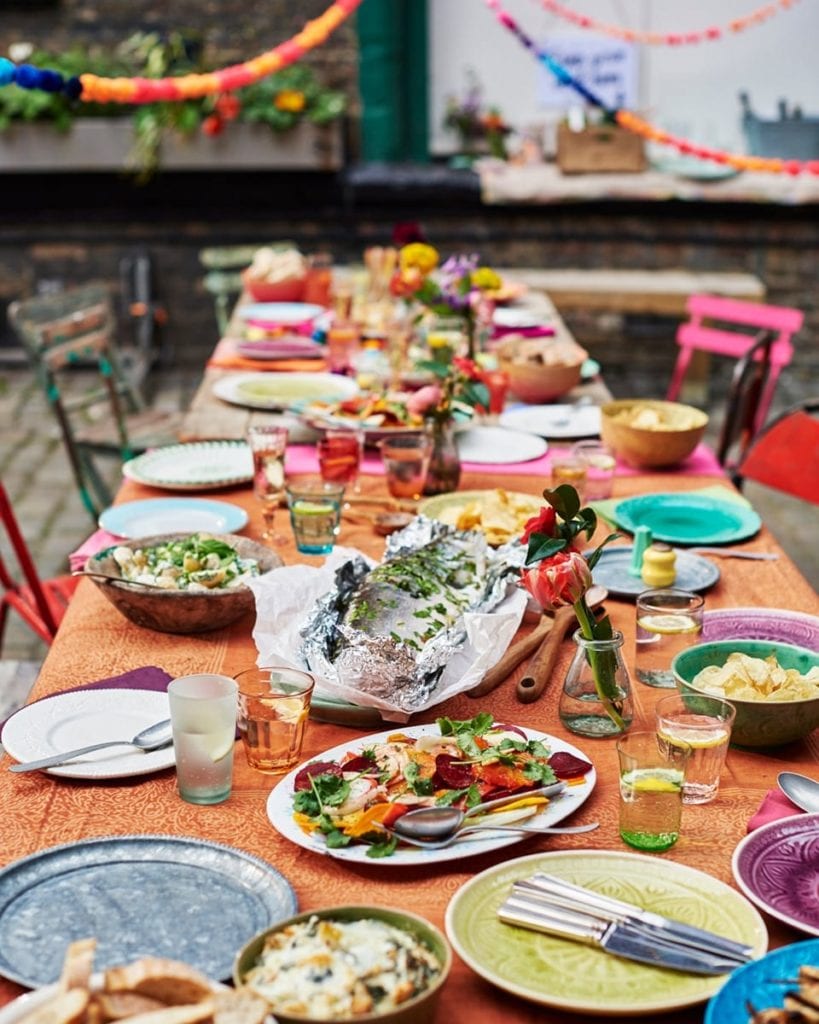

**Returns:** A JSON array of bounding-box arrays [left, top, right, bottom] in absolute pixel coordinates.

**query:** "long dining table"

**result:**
[[1, 456, 818, 1021]]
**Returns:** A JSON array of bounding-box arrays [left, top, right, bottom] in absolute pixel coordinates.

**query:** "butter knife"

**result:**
[[521, 874, 754, 962], [498, 897, 740, 975]]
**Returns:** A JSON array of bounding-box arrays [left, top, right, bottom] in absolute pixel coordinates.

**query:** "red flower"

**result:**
[[215, 94, 241, 121], [521, 507, 557, 543], [202, 114, 224, 137], [520, 549, 591, 612], [392, 221, 427, 247], [452, 356, 482, 380]]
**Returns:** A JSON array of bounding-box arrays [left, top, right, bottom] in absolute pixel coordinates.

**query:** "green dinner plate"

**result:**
[[445, 850, 768, 1017], [612, 493, 761, 545]]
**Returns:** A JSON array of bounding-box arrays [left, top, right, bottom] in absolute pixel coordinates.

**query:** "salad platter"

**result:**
[[267, 715, 596, 866]]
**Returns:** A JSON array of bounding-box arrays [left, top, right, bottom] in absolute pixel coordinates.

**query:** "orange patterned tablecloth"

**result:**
[[1, 470, 818, 1023]]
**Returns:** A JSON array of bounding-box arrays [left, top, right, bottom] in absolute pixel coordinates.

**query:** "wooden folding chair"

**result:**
[[0, 483, 79, 653], [8, 283, 182, 520]]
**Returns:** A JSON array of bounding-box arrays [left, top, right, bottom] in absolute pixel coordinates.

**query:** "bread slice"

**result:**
[[112, 1001, 215, 1024], [213, 988, 271, 1024], [103, 960, 213, 1006], [58, 939, 97, 993], [19, 989, 89, 1024], [93, 993, 168, 1021]]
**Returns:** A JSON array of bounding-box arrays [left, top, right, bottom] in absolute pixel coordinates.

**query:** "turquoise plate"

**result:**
[[587, 544, 720, 599], [705, 938, 819, 1023], [613, 493, 761, 546]]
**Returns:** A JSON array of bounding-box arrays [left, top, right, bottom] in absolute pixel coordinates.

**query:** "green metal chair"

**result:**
[[8, 283, 182, 521]]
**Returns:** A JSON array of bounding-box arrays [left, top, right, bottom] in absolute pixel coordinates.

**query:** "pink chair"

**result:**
[[667, 294, 803, 440]]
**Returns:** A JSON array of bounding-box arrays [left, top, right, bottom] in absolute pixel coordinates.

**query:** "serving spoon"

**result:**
[[72, 570, 167, 589], [777, 771, 819, 813], [9, 719, 173, 773], [387, 818, 599, 850]]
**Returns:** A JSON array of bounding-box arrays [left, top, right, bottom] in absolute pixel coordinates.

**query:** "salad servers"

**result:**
[[72, 570, 165, 589], [777, 771, 819, 813], [9, 719, 173, 773], [392, 782, 568, 841], [387, 820, 599, 850]]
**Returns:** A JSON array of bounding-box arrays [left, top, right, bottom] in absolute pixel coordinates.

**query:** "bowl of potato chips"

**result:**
[[600, 399, 708, 468], [418, 488, 541, 546], [673, 639, 819, 747]]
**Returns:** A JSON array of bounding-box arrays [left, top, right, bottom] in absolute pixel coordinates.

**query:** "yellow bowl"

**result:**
[[600, 399, 708, 468]]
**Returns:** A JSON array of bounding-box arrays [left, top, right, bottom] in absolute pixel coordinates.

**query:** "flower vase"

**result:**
[[423, 419, 461, 495], [558, 629, 633, 738]]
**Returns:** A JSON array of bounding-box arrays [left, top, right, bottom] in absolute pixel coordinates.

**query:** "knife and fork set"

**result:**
[[497, 873, 755, 975]]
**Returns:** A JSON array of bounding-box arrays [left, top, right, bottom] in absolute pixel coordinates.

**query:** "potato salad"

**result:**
[[111, 534, 259, 591]]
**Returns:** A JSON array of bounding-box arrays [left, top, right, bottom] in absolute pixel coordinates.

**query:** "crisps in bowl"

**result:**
[[419, 489, 540, 545], [692, 652, 819, 702]]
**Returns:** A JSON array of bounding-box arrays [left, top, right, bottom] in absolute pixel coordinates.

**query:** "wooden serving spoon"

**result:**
[[516, 585, 608, 704]]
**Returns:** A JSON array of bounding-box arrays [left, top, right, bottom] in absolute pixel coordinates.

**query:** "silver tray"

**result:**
[[0, 834, 297, 987]]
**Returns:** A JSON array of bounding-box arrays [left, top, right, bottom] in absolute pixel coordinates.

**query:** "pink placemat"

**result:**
[[69, 529, 121, 572], [284, 440, 725, 479]]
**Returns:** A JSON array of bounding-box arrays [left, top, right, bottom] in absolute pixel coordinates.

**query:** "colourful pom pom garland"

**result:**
[[538, 0, 801, 46], [484, 0, 819, 176], [0, 0, 361, 104]]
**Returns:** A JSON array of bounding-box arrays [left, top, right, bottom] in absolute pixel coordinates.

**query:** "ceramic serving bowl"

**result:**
[[672, 639, 819, 747], [496, 335, 586, 403], [85, 532, 281, 634], [600, 399, 708, 468], [242, 269, 307, 304], [233, 905, 452, 1024]]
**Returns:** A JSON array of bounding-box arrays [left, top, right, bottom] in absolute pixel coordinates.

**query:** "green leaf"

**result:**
[[523, 760, 558, 784], [524, 535, 566, 566], [366, 835, 399, 858], [403, 761, 435, 796], [323, 828, 351, 848], [541, 485, 581, 521], [436, 712, 494, 738], [585, 532, 621, 571]]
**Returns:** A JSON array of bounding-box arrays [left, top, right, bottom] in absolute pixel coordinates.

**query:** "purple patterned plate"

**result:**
[[732, 813, 819, 935], [703, 607, 819, 652]]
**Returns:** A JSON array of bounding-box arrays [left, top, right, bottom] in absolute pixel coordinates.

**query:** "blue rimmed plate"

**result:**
[[613, 493, 761, 546], [705, 938, 819, 1023], [99, 497, 248, 538], [587, 544, 720, 599], [237, 301, 325, 326]]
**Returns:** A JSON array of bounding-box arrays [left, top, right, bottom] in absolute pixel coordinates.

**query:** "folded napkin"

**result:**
[[207, 337, 327, 373], [747, 789, 803, 832], [69, 529, 121, 572], [491, 325, 556, 340]]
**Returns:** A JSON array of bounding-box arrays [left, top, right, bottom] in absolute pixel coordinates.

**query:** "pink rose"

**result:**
[[406, 384, 443, 417], [520, 549, 592, 612]]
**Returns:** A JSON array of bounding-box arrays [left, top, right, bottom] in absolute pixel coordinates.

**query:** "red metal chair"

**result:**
[[0, 483, 79, 653], [667, 293, 803, 443], [736, 399, 819, 504]]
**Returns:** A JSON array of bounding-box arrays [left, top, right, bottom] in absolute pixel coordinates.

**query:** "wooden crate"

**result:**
[[556, 123, 646, 174]]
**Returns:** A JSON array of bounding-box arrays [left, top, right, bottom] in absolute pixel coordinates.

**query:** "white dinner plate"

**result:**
[[499, 404, 602, 439], [1, 688, 174, 780], [212, 372, 359, 412], [267, 723, 596, 867], [99, 498, 248, 538], [122, 440, 253, 491], [456, 425, 548, 464], [492, 308, 552, 330], [237, 301, 326, 326]]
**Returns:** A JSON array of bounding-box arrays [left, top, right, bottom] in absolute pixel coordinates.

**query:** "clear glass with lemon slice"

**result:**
[[235, 667, 315, 773], [635, 588, 705, 688], [167, 674, 238, 805], [617, 730, 690, 852], [285, 478, 345, 554], [655, 693, 736, 804]]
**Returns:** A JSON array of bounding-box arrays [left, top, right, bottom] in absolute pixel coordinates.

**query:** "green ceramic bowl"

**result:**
[[233, 905, 452, 1024], [672, 639, 819, 747]]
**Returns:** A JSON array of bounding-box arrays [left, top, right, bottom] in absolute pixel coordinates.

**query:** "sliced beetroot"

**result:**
[[549, 751, 593, 779], [433, 753, 475, 789], [342, 754, 377, 773], [293, 761, 343, 791]]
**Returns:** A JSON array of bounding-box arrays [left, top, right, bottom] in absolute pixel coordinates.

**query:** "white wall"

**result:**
[[429, 0, 819, 156]]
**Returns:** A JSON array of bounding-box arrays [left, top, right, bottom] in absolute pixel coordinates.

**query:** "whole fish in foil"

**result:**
[[299, 517, 523, 712]]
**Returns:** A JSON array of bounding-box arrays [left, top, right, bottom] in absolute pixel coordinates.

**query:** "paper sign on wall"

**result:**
[[538, 35, 637, 110]]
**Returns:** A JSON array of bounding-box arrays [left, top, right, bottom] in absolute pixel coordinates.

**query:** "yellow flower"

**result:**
[[274, 90, 307, 113], [472, 267, 502, 291], [400, 243, 439, 275]]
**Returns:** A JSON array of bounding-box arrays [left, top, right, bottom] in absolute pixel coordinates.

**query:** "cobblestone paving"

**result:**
[[1, 361, 816, 677]]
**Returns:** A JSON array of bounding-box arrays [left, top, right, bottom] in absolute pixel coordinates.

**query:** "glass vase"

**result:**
[[422, 419, 461, 496], [559, 629, 633, 738]]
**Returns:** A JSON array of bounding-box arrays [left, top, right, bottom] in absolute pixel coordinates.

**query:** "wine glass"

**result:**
[[246, 424, 288, 542]]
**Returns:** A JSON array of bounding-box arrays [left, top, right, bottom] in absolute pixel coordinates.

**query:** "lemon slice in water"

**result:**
[[201, 733, 235, 762], [658, 725, 729, 749], [623, 768, 683, 793], [638, 613, 701, 635]]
